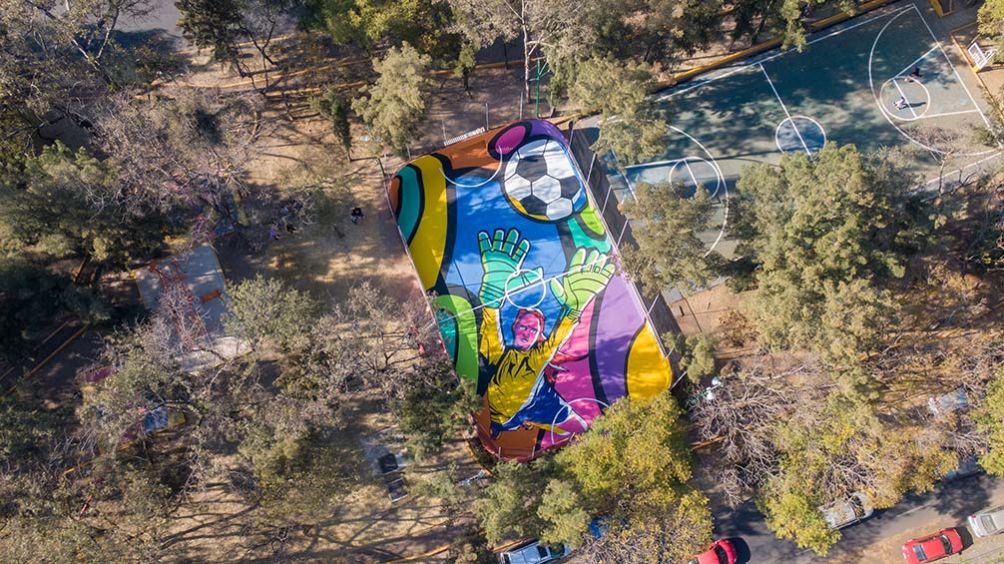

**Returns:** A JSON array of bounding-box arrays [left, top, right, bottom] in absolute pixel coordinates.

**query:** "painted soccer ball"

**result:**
[[501, 138, 584, 222]]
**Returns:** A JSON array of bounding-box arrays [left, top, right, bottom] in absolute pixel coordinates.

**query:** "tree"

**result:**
[[226, 275, 318, 353], [620, 181, 718, 331], [0, 257, 108, 365], [454, 41, 477, 95], [474, 392, 709, 559], [0, 0, 155, 179], [2, 0, 152, 87], [0, 143, 170, 264], [689, 355, 807, 506], [474, 459, 553, 545], [352, 43, 432, 156], [672, 334, 717, 384], [303, 0, 461, 61], [545, 393, 710, 561], [309, 87, 353, 157], [568, 57, 666, 166], [397, 367, 480, 460], [757, 388, 956, 555], [976, 367, 1004, 475], [732, 144, 931, 365], [177, 0, 293, 78], [759, 480, 838, 555], [980, 0, 1004, 61], [448, 0, 586, 99], [91, 90, 263, 216], [730, 1, 859, 50]]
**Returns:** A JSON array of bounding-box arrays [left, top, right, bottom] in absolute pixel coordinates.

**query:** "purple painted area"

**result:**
[[594, 275, 642, 401], [529, 120, 564, 139]]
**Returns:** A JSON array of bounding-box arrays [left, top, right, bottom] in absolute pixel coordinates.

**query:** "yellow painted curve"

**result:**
[[409, 156, 449, 290], [625, 327, 671, 401]]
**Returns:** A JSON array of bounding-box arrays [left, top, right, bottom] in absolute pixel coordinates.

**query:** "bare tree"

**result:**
[[690, 355, 825, 507], [90, 89, 264, 216], [448, 0, 589, 99]]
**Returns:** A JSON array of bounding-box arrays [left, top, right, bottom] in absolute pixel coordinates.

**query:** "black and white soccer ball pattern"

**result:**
[[501, 138, 583, 222]]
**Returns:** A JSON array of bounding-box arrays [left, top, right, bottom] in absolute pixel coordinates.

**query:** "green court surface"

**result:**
[[609, 0, 1001, 259]]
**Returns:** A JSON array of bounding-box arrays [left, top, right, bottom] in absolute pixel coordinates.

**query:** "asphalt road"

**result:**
[[714, 473, 1004, 563]]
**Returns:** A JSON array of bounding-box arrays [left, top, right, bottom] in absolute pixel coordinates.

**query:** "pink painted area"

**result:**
[[493, 124, 527, 156]]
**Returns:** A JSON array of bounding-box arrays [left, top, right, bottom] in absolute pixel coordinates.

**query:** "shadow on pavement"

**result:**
[[930, 474, 994, 522], [727, 537, 752, 564], [956, 525, 974, 550]]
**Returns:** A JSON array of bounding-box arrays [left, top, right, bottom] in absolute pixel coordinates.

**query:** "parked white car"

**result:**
[[497, 540, 570, 564], [820, 492, 874, 529], [968, 506, 1004, 537]]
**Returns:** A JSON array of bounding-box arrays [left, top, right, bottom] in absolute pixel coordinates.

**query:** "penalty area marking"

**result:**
[[869, 7, 997, 157]]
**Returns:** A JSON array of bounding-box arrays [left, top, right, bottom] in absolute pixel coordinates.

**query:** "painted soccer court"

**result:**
[[616, 1, 1000, 257]]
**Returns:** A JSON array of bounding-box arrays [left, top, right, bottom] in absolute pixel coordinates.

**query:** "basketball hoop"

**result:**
[[968, 39, 996, 71]]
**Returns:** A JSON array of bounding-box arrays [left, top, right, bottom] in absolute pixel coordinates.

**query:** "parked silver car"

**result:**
[[968, 506, 1004, 537], [928, 386, 970, 416], [820, 492, 874, 529]]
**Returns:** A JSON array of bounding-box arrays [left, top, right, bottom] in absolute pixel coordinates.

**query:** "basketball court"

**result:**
[[603, 0, 1001, 259]]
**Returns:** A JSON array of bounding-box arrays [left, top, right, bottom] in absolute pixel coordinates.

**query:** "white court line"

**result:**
[[914, 108, 982, 120], [921, 151, 1002, 189], [657, 5, 914, 101], [895, 45, 939, 78], [761, 64, 811, 155], [668, 126, 729, 257], [910, 4, 996, 134], [892, 79, 920, 119], [683, 159, 701, 189]]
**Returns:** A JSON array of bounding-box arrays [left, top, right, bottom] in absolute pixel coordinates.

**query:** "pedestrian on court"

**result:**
[[894, 95, 908, 110], [351, 207, 364, 224], [907, 66, 922, 82]]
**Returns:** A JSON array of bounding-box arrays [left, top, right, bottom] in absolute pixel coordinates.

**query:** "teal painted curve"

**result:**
[[396, 165, 422, 243], [433, 294, 479, 382]]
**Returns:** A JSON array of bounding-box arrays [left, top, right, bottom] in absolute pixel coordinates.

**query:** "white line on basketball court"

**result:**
[[921, 151, 1002, 190], [910, 3, 997, 134], [895, 45, 939, 78], [761, 64, 811, 155], [668, 126, 730, 257], [892, 79, 919, 119], [869, 8, 997, 157], [657, 4, 914, 102], [683, 159, 701, 190]]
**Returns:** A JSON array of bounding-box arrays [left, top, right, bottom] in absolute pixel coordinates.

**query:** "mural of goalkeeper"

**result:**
[[477, 228, 615, 437]]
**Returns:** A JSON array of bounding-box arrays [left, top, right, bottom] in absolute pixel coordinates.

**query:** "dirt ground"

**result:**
[[111, 43, 519, 560]]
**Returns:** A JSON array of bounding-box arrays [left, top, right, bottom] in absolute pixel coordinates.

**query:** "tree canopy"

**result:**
[[352, 43, 432, 155], [732, 144, 932, 365]]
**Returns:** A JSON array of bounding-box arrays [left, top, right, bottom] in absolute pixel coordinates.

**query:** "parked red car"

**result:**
[[902, 528, 963, 563], [689, 539, 736, 564]]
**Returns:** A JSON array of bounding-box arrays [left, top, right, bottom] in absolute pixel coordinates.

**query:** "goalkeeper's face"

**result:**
[[513, 312, 543, 351]]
